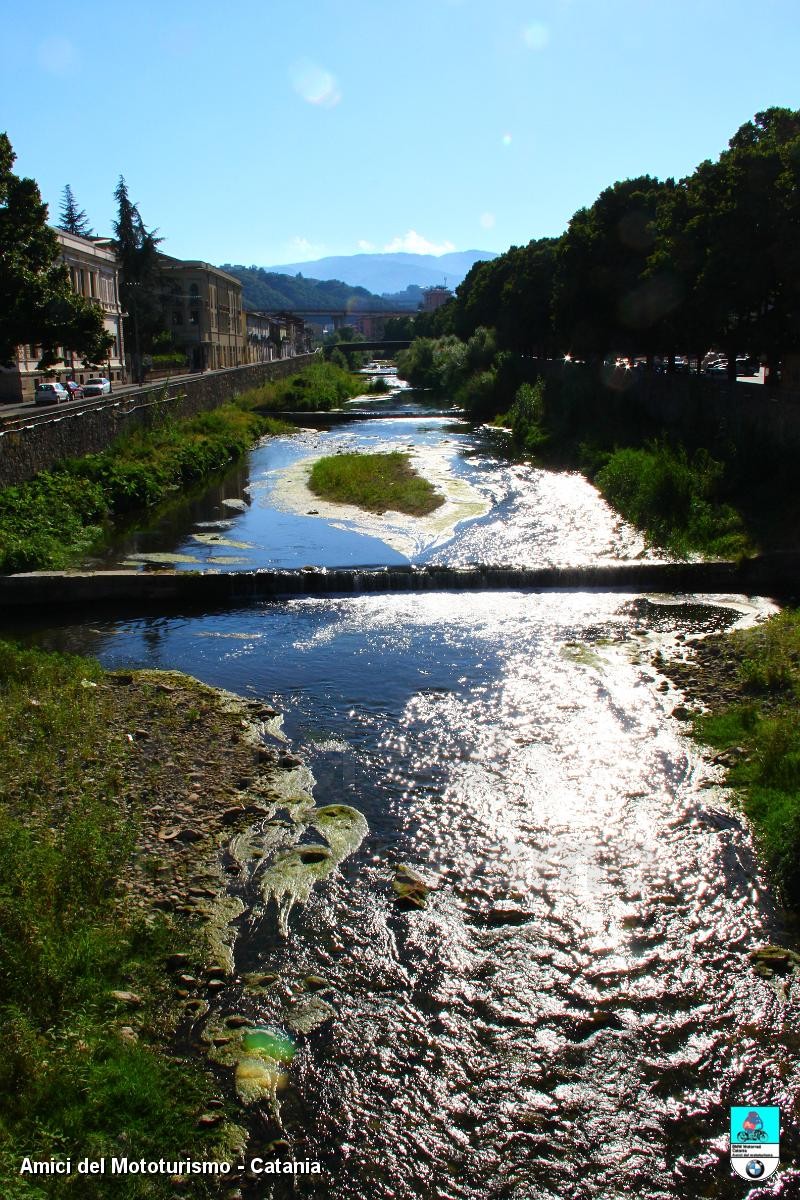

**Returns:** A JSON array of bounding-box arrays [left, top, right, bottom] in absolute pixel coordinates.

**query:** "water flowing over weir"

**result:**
[[8, 400, 800, 1197]]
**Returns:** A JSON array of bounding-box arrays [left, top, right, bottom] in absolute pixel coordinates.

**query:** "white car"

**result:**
[[83, 376, 112, 396]]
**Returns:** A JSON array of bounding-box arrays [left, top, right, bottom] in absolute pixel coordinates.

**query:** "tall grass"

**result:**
[[593, 441, 750, 557], [241, 360, 366, 412], [308, 451, 443, 515], [692, 610, 800, 907], [0, 642, 225, 1197]]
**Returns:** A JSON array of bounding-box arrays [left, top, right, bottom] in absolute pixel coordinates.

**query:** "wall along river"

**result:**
[[21, 391, 800, 1197]]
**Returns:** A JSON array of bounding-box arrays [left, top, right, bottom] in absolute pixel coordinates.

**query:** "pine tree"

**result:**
[[113, 176, 163, 385], [58, 184, 93, 237]]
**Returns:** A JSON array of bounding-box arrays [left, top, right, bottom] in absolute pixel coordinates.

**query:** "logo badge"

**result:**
[[730, 1106, 780, 1181]]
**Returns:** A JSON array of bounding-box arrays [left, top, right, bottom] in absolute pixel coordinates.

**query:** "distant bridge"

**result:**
[[279, 307, 414, 333], [324, 340, 410, 357]]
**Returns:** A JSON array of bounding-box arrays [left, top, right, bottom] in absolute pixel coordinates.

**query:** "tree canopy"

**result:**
[[0, 134, 111, 369]]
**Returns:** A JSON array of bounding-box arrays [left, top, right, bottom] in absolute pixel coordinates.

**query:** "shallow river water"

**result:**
[[25, 397, 800, 1197]]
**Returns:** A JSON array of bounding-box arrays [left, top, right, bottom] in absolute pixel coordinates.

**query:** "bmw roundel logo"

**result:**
[[746, 1160, 766, 1179]]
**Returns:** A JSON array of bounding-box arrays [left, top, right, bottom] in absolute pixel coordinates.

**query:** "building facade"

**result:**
[[245, 310, 313, 363], [0, 231, 126, 403], [158, 257, 246, 372], [421, 285, 453, 312]]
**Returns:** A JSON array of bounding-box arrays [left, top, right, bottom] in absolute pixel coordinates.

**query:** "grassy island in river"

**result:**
[[308, 451, 444, 516]]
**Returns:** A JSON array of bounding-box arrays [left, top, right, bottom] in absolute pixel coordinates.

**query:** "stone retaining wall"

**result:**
[[0, 356, 315, 488]]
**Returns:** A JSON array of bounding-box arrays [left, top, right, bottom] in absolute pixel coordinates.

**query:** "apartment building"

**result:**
[[0, 231, 126, 402], [158, 257, 246, 371]]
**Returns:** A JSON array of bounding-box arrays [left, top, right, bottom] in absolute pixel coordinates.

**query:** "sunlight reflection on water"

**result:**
[[27, 587, 798, 1199]]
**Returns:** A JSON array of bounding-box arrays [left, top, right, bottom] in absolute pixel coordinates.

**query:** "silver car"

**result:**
[[83, 376, 112, 396], [34, 381, 69, 405]]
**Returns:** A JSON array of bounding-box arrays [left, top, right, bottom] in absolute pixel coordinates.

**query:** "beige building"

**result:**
[[245, 310, 313, 363], [158, 257, 246, 371], [245, 311, 285, 363], [0, 230, 126, 403]]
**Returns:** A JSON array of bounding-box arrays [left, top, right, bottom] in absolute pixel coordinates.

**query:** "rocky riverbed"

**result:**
[[94, 667, 373, 1188]]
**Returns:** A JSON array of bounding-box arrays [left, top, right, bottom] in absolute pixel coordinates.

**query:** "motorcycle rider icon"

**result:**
[[738, 1112, 768, 1142]]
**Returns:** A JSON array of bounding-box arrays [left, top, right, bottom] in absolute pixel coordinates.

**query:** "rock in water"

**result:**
[[392, 865, 431, 910]]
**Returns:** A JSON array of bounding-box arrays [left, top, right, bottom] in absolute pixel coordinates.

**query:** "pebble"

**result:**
[[110, 990, 143, 1006], [197, 1113, 224, 1128]]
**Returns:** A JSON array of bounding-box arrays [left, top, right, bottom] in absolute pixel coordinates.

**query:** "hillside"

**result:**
[[260, 250, 498, 295], [219, 266, 397, 313]]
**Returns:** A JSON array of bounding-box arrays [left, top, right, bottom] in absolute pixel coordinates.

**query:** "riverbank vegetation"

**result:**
[[662, 611, 800, 909], [0, 362, 368, 575], [308, 451, 444, 516], [244, 359, 367, 412], [0, 642, 237, 1197]]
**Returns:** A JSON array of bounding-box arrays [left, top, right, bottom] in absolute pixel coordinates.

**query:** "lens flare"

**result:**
[[290, 58, 342, 108], [522, 22, 550, 50]]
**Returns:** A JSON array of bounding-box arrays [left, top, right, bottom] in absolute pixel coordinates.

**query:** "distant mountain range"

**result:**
[[220, 250, 497, 315], [219, 265, 388, 313], [262, 250, 497, 295]]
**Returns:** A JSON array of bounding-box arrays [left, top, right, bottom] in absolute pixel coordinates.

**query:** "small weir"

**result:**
[[1, 553, 799, 614]]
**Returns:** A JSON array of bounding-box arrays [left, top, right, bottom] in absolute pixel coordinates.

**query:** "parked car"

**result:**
[[65, 380, 84, 401], [82, 376, 112, 396], [34, 381, 69, 405]]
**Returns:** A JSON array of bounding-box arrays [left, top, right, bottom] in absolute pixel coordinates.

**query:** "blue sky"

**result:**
[[2, 0, 798, 268]]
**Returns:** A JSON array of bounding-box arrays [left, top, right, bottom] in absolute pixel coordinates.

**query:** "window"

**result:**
[[172, 310, 184, 325], [190, 283, 200, 299], [190, 310, 199, 325]]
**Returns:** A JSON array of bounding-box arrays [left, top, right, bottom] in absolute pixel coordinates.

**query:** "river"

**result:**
[[18, 392, 800, 1198]]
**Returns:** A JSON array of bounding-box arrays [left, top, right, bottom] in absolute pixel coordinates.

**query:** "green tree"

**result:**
[[113, 176, 163, 385], [651, 108, 800, 378], [552, 176, 669, 362], [454, 239, 558, 356], [57, 184, 93, 237], [0, 134, 111, 370]]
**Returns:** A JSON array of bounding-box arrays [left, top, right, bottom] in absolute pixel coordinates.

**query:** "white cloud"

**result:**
[[357, 239, 376, 252], [289, 59, 342, 109], [383, 230, 456, 256], [37, 36, 78, 75], [287, 236, 324, 261], [480, 212, 496, 230], [522, 23, 550, 50]]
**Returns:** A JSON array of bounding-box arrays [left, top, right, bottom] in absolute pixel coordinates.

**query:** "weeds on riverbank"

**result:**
[[592, 442, 750, 557], [0, 403, 290, 575], [0, 642, 227, 1197], [309, 451, 444, 516], [691, 610, 800, 907], [240, 360, 367, 412]]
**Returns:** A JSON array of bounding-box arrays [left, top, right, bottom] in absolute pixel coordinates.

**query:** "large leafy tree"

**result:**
[[0, 133, 111, 369], [552, 176, 669, 361], [113, 176, 163, 384], [57, 184, 93, 237], [455, 238, 558, 356], [652, 107, 800, 377]]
